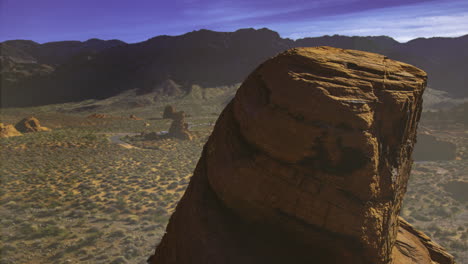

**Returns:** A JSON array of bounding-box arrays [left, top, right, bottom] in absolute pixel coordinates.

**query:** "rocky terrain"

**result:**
[[0, 46, 466, 263], [2, 28, 467, 107], [0, 82, 466, 263]]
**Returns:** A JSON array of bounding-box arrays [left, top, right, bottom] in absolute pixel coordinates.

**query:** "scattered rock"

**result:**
[[413, 133, 456, 161], [162, 105, 176, 119], [129, 114, 142, 120], [14, 117, 50, 133], [0, 123, 22, 138], [87, 113, 111, 119], [167, 111, 193, 140], [148, 47, 454, 264]]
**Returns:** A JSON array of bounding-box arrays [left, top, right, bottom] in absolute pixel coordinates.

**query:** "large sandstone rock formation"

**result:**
[[149, 47, 454, 264], [0, 123, 22, 138], [14, 117, 50, 133]]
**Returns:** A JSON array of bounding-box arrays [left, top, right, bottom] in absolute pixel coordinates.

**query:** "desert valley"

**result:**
[[1, 29, 467, 264]]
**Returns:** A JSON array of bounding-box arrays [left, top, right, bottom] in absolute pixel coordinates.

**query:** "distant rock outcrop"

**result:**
[[149, 47, 453, 264], [14, 117, 50, 133], [162, 105, 176, 119], [167, 111, 193, 141], [0, 123, 22, 138], [152, 79, 184, 98], [413, 133, 457, 161]]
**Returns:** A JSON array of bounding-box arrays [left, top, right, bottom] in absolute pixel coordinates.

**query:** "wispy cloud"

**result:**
[[261, 0, 468, 42], [1, 0, 467, 43], [170, 0, 468, 42]]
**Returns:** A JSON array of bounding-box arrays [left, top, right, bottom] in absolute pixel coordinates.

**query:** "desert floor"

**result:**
[[1, 88, 466, 264]]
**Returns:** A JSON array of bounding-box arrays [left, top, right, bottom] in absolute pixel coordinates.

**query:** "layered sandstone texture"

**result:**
[[14, 117, 50, 133], [149, 47, 454, 264]]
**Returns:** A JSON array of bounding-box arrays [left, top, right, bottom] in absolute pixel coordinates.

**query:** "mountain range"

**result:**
[[1, 28, 467, 107]]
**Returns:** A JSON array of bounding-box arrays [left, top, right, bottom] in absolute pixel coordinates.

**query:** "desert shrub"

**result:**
[[450, 240, 467, 250], [412, 213, 432, 221], [461, 231, 468, 240], [46, 242, 61, 249], [77, 248, 88, 256], [123, 245, 139, 259], [432, 207, 451, 217], [450, 206, 460, 213], [166, 182, 178, 190], [435, 229, 457, 238], [116, 196, 128, 210], [67, 232, 102, 252], [108, 230, 126, 238], [82, 133, 98, 141], [18, 223, 39, 236], [427, 224, 442, 232], [110, 256, 127, 264], [48, 250, 65, 261], [34, 224, 68, 238], [0, 244, 17, 254], [86, 227, 100, 233], [124, 215, 139, 224]]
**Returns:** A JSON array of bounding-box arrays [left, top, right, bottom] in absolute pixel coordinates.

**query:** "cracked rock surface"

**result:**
[[148, 47, 454, 264]]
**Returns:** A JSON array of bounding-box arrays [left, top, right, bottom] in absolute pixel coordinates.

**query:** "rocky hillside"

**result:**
[[148, 47, 454, 264], [1, 38, 126, 65], [1, 28, 467, 107]]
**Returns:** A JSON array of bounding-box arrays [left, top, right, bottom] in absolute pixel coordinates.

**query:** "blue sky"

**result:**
[[1, 0, 467, 43]]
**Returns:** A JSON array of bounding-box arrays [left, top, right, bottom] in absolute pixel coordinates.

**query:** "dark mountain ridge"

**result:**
[[1, 28, 466, 107], [1, 38, 127, 64]]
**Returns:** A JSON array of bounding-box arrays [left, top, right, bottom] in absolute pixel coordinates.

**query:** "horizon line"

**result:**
[[2, 27, 468, 45]]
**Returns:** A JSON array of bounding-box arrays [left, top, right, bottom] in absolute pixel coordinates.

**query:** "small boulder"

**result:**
[[129, 114, 142, 120], [0, 123, 22, 138], [14, 117, 50, 133]]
